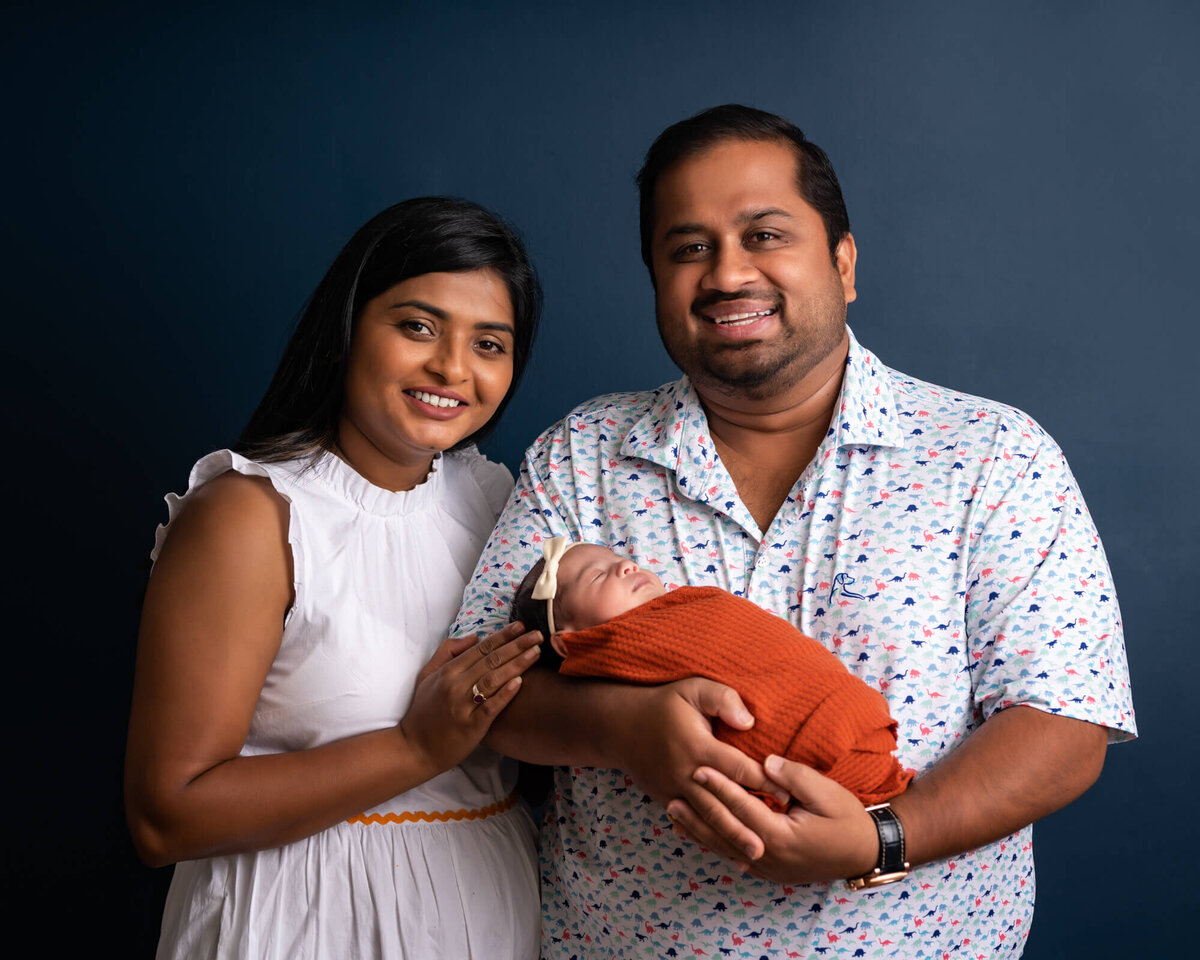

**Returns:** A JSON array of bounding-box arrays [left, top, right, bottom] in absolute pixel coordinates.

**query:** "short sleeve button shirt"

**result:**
[[457, 329, 1135, 959]]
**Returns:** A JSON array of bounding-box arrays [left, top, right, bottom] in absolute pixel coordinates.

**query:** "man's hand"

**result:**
[[608, 678, 786, 863], [667, 756, 877, 883], [669, 705, 1109, 881]]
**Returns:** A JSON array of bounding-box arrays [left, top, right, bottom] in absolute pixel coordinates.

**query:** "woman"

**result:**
[[126, 197, 544, 958]]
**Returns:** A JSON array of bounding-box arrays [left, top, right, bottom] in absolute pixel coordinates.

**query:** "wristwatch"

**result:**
[[846, 803, 910, 890]]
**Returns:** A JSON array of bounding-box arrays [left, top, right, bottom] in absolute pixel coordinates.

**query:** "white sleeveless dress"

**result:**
[[151, 448, 539, 960]]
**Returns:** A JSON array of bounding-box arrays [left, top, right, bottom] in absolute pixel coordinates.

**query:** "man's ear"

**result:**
[[836, 232, 857, 304], [550, 631, 570, 660]]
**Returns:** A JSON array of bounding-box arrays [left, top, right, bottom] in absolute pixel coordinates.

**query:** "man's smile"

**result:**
[[694, 294, 782, 328], [711, 308, 776, 327], [692, 297, 783, 342]]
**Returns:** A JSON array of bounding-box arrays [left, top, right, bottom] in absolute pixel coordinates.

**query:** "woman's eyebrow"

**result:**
[[475, 320, 516, 334], [389, 298, 447, 319]]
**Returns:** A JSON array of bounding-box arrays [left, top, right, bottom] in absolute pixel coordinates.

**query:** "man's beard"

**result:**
[[657, 287, 847, 401]]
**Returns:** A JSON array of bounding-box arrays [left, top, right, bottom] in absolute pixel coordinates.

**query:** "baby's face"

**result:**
[[555, 544, 667, 631]]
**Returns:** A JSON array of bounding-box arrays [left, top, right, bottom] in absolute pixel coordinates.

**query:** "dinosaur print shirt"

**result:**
[[456, 328, 1135, 959]]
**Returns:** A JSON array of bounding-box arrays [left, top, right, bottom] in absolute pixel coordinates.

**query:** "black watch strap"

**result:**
[[846, 803, 909, 890], [870, 804, 905, 872]]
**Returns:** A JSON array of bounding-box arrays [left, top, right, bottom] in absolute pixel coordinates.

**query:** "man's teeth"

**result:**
[[409, 390, 462, 408], [716, 309, 774, 326]]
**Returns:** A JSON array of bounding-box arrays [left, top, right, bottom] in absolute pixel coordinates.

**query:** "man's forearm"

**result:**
[[487, 669, 772, 817], [891, 705, 1108, 866], [485, 667, 618, 767]]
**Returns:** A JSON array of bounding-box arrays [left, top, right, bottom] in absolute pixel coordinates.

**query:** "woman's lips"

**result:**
[[406, 389, 464, 408], [403, 388, 469, 418]]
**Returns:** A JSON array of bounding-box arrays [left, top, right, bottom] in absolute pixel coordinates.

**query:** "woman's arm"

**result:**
[[125, 472, 540, 867]]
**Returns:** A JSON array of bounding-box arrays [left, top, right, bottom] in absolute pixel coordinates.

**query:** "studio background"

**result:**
[[4, 2, 1195, 955]]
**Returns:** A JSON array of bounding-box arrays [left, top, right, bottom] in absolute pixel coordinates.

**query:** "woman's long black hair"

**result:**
[[236, 197, 541, 462]]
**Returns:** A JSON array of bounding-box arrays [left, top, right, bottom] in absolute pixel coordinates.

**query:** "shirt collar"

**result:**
[[620, 376, 705, 474], [833, 326, 905, 449], [619, 377, 717, 503], [620, 327, 904, 491]]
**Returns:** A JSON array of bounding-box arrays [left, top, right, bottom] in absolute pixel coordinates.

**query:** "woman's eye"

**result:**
[[477, 339, 507, 355], [400, 319, 433, 336]]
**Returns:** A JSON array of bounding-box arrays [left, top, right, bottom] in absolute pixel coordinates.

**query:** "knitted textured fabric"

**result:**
[[559, 586, 913, 811]]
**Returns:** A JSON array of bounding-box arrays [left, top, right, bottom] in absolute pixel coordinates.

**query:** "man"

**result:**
[[456, 105, 1134, 958]]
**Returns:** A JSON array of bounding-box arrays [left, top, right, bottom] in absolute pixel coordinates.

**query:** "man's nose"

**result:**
[[702, 243, 759, 291]]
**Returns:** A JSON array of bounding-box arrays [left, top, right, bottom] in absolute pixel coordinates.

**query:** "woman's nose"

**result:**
[[427, 339, 468, 383]]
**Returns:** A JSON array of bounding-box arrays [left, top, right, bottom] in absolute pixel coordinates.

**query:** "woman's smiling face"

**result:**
[[337, 269, 515, 490]]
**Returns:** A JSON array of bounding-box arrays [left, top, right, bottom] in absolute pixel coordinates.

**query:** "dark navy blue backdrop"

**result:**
[[4, 2, 1195, 954]]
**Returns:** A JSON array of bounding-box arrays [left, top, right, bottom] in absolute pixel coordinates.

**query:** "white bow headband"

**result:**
[[531, 536, 579, 635]]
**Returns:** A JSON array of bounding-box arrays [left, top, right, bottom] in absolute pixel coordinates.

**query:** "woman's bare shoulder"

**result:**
[[153, 468, 292, 589]]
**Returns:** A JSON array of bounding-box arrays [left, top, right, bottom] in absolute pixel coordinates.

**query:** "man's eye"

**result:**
[[749, 231, 780, 243], [674, 242, 708, 260]]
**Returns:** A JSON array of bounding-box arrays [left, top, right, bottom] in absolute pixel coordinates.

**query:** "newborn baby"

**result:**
[[511, 538, 912, 811]]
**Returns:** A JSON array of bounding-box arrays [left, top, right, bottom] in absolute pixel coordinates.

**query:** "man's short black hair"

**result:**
[[636, 104, 851, 279]]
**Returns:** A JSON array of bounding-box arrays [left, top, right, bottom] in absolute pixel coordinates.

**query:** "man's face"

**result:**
[[649, 138, 857, 404]]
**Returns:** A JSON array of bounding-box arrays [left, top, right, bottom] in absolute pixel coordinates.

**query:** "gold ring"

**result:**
[[472, 683, 486, 704]]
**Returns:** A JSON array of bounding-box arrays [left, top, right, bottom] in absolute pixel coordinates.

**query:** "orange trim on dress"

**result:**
[[347, 789, 519, 825]]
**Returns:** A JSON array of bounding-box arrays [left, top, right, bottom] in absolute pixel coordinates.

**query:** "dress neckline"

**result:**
[[305, 448, 445, 516]]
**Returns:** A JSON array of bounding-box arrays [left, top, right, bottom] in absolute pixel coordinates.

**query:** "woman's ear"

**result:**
[[550, 631, 570, 660]]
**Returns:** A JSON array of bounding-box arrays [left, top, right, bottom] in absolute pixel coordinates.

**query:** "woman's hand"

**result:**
[[398, 622, 543, 777]]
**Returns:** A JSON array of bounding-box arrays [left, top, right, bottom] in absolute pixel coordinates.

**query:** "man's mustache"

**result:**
[[690, 290, 782, 314]]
